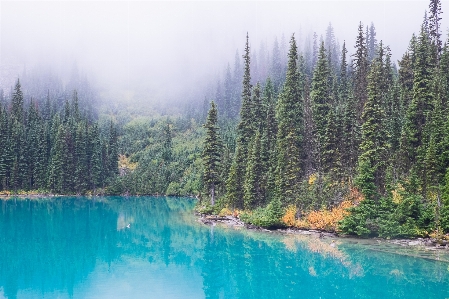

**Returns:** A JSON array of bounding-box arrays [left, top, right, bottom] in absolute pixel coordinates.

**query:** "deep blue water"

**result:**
[[0, 196, 449, 299]]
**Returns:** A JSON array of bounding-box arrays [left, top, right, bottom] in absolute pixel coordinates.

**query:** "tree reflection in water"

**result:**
[[0, 196, 448, 299]]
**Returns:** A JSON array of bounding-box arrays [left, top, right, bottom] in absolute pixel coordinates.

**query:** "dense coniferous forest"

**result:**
[[2, 0, 449, 239], [0, 80, 118, 194], [198, 0, 449, 238]]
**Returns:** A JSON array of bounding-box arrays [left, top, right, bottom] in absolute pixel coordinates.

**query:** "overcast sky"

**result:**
[[1, 1, 448, 103]]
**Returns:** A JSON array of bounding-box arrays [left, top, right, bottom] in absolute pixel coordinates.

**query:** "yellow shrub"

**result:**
[[282, 205, 297, 227], [219, 207, 232, 217], [302, 200, 354, 232], [308, 173, 318, 185], [295, 218, 310, 229]]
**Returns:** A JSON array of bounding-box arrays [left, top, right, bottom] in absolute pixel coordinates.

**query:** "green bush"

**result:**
[[240, 198, 285, 229], [338, 198, 377, 237], [339, 191, 429, 238]]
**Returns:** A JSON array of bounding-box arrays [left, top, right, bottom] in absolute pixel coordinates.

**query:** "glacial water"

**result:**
[[0, 196, 449, 299]]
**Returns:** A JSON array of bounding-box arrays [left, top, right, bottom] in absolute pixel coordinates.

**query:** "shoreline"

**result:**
[[0, 193, 198, 199], [197, 214, 449, 251]]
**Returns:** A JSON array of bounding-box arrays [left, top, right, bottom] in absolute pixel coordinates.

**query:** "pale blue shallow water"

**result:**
[[0, 196, 449, 299]]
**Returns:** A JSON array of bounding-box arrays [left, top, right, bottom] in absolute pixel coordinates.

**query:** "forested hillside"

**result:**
[[196, 0, 449, 238]]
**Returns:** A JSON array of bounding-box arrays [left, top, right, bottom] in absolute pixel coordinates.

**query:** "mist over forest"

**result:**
[[2, 0, 449, 239], [1, 1, 446, 113]]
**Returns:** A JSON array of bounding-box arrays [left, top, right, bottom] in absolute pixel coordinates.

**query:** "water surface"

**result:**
[[0, 196, 448, 299]]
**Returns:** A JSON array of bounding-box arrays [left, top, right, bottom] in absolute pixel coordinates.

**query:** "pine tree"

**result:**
[[90, 124, 104, 192], [271, 37, 283, 92], [74, 122, 88, 194], [398, 41, 415, 116], [251, 82, 263, 132], [224, 63, 233, 118], [108, 121, 118, 179], [243, 131, 262, 209], [312, 32, 318, 69], [322, 107, 341, 175], [428, 0, 443, 61], [11, 80, 24, 122], [357, 52, 388, 199], [274, 34, 303, 204], [202, 102, 222, 205], [47, 125, 65, 193], [367, 22, 378, 62], [231, 50, 243, 118], [0, 106, 10, 189], [260, 78, 277, 202], [26, 100, 41, 189], [338, 41, 349, 104], [353, 22, 369, 122], [310, 41, 331, 170], [226, 34, 252, 208], [399, 24, 433, 174], [35, 123, 49, 189], [325, 23, 339, 74]]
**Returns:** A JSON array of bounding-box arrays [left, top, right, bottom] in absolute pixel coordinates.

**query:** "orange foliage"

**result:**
[[282, 205, 297, 227], [306, 200, 353, 231], [282, 200, 355, 232]]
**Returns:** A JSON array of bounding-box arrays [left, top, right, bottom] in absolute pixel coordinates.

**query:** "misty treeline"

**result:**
[[0, 78, 118, 194], [198, 0, 449, 237]]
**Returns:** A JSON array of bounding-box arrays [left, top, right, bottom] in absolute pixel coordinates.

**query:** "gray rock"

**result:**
[[408, 240, 422, 246]]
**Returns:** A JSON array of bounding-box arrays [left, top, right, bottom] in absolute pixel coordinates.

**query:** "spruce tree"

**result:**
[[310, 41, 331, 170], [274, 34, 303, 204], [260, 78, 277, 202], [367, 22, 378, 62], [90, 124, 104, 192], [224, 63, 233, 118], [202, 101, 222, 205], [226, 33, 252, 208], [74, 122, 88, 194], [0, 106, 10, 189], [357, 52, 388, 199], [428, 0, 443, 61], [271, 37, 283, 92], [353, 22, 369, 122], [108, 121, 118, 178], [47, 125, 65, 193], [243, 131, 262, 209], [399, 25, 433, 173]]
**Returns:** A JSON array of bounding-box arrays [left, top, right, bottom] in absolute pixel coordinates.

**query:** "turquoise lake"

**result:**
[[1, 196, 449, 299]]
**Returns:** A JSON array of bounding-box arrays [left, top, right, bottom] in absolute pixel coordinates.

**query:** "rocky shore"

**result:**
[[197, 214, 449, 251]]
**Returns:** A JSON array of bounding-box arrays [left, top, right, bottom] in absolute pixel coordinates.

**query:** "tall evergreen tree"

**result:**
[[428, 0, 443, 60], [260, 78, 277, 202], [367, 22, 378, 62], [271, 37, 283, 92], [243, 131, 262, 209], [202, 102, 222, 205], [226, 33, 252, 208], [357, 51, 388, 199], [352, 22, 369, 123], [275, 34, 303, 204], [310, 41, 331, 170], [399, 24, 433, 174]]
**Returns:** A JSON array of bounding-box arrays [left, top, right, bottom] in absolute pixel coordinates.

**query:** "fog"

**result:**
[[1, 1, 448, 107]]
